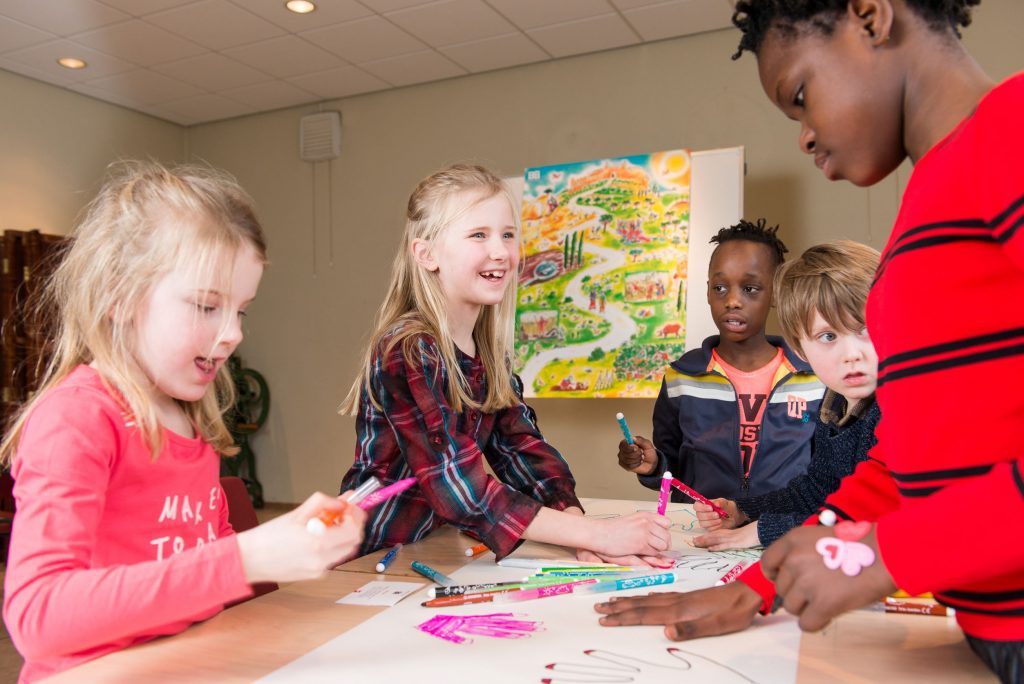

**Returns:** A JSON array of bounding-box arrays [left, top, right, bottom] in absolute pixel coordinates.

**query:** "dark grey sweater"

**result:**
[[737, 391, 880, 546]]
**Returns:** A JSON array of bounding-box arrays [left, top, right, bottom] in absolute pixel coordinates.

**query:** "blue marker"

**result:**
[[615, 412, 634, 445], [577, 571, 680, 595], [375, 543, 402, 573], [411, 560, 456, 586]]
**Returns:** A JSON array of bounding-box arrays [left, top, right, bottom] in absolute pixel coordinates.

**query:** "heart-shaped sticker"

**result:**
[[834, 520, 872, 541], [816, 538, 843, 570], [816, 536, 876, 576], [840, 541, 876, 576]]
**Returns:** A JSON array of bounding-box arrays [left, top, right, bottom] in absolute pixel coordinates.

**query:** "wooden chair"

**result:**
[[0, 470, 14, 562], [220, 476, 277, 600]]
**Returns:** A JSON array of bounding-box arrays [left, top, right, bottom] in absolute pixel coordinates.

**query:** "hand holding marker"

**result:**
[[615, 412, 634, 445], [306, 476, 417, 536], [670, 478, 729, 519], [658, 471, 672, 516]]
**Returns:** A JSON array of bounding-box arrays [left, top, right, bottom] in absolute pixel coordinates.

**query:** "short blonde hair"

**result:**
[[1, 160, 267, 466], [341, 163, 520, 415], [775, 240, 880, 357]]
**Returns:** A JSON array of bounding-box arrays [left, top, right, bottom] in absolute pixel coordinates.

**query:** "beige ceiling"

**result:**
[[0, 0, 735, 126]]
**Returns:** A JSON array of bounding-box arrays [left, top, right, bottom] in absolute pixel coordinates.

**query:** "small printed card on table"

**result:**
[[337, 581, 425, 607]]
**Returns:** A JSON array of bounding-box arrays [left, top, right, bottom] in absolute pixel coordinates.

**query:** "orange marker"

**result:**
[[465, 543, 489, 557], [306, 477, 381, 536], [884, 598, 954, 617]]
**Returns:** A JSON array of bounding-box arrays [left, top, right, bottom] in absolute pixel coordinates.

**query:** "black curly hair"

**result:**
[[710, 218, 789, 268], [731, 0, 981, 58]]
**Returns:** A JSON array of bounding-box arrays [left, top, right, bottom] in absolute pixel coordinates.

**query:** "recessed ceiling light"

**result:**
[[285, 0, 316, 13], [57, 57, 87, 69]]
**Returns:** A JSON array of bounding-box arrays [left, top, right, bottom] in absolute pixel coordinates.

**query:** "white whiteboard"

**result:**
[[686, 146, 745, 350]]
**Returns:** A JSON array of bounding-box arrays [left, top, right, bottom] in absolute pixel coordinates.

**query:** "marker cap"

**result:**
[[306, 477, 383, 536]]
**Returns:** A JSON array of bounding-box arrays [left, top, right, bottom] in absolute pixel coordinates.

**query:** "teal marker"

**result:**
[[411, 560, 456, 586], [615, 412, 634, 444], [576, 571, 680, 595]]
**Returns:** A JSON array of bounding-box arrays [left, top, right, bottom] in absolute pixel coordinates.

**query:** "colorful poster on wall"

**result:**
[[515, 150, 691, 398]]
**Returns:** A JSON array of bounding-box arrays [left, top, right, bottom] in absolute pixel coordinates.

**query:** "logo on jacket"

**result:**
[[786, 394, 807, 420]]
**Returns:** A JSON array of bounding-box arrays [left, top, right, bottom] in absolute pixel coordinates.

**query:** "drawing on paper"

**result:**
[[417, 613, 544, 645], [542, 648, 761, 683], [259, 499, 798, 684], [516, 151, 691, 398]]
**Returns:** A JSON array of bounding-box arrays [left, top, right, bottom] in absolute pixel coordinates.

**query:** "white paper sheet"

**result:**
[[336, 580, 426, 607], [261, 499, 799, 683]]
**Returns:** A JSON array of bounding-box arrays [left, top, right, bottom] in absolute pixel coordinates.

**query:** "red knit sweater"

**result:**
[[740, 71, 1024, 641]]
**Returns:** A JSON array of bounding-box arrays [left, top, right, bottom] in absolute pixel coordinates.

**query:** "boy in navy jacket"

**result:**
[[618, 219, 823, 501]]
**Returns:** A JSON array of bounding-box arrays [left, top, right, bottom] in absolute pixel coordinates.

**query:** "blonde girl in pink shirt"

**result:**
[[0, 161, 365, 682]]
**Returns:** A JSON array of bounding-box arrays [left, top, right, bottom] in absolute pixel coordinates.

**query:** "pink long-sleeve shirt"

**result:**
[[3, 366, 253, 682]]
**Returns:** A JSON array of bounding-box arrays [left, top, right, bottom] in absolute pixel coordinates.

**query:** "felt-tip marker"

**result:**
[[306, 477, 381, 536], [615, 412, 634, 444], [307, 477, 417, 536], [411, 560, 456, 587], [375, 544, 402, 573]]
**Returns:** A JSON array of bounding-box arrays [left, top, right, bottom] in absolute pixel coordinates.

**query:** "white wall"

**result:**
[[0, 69, 184, 235]]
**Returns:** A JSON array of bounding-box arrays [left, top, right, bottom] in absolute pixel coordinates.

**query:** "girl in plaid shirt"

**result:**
[[340, 164, 672, 566]]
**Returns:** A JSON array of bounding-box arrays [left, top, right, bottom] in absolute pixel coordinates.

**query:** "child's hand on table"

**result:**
[[575, 549, 674, 569], [594, 581, 762, 640], [694, 523, 759, 551]]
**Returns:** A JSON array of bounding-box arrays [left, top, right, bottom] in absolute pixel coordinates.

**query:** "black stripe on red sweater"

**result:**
[[877, 336, 1024, 388], [993, 192, 1024, 243], [878, 327, 1024, 376], [896, 485, 941, 497], [937, 601, 1024, 616], [873, 192, 1024, 286], [820, 503, 853, 522], [890, 464, 994, 483], [874, 229, 994, 285], [943, 587, 1024, 603], [893, 463, 1013, 497]]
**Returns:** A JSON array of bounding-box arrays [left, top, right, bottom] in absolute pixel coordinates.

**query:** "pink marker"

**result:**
[[356, 477, 417, 510], [657, 471, 672, 516], [670, 478, 729, 519], [495, 579, 598, 604], [306, 477, 417, 536]]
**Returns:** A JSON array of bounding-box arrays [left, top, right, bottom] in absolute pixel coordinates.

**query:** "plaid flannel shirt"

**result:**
[[341, 332, 582, 559]]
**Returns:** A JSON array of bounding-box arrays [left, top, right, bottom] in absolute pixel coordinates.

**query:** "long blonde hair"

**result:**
[[341, 164, 520, 415], [0, 160, 267, 465]]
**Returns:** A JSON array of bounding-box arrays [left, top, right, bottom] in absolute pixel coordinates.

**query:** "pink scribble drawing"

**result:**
[[417, 612, 544, 645], [541, 648, 760, 683]]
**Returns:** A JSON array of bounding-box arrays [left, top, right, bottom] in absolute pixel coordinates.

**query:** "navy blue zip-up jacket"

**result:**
[[638, 335, 824, 502]]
